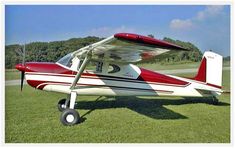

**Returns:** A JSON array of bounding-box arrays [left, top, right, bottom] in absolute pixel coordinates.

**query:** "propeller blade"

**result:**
[[21, 71, 25, 91]]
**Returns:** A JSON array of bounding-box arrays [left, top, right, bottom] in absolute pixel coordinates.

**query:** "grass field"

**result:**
[[5, 69, 20, 80], [5, 70, 230, 143]]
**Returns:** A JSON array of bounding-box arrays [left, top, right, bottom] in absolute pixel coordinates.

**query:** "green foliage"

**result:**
[[5, 36, 102, 69], [147, 34, 154, 38], [5, 36, 202, 68], [223, 56, 230, 61], [139, 37, 203, 64]]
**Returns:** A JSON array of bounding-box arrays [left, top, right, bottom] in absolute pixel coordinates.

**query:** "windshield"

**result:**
[[57, 53, 73, 68]]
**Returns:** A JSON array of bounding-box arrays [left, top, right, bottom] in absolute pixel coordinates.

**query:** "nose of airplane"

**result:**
[[15, 63, 26, 72]]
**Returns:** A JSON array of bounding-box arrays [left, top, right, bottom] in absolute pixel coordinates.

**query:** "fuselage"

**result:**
[[16, 62, 222, 97]]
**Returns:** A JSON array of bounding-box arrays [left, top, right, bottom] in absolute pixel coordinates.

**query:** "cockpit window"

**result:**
[[57, 53, 73, 68]]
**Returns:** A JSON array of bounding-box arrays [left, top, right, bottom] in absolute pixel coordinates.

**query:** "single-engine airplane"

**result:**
[[15, 33, 223, 126]]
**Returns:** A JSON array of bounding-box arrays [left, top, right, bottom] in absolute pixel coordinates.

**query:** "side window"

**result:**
[[96, 62, 103, 73], [85, 60, 103, 73], [108, 64, 120, 74], [78, 60, 83, 69]]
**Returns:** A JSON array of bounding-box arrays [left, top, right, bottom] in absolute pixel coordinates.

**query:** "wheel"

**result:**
[[210, 96, 219, 105], [58, 99, 66, 112], [60, 109, 80, 126], [212, 97, 219, 105], [58, 98, 70, 112]]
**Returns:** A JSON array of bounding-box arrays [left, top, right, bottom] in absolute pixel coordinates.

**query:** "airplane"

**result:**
[[15, 33, 223, 126]]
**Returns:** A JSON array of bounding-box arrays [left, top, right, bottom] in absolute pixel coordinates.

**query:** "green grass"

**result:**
[[5, 69, 20, 80], [5, 70, 230, 143]]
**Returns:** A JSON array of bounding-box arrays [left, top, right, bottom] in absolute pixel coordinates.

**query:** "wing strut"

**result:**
[[70, 49, 92, 90], [59, 48, 92, 125]]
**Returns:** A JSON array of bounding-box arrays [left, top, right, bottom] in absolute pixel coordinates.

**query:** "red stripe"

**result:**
[[26, 72, 189, 87], [27, 80, 174, 93], [206, 83, 222, 89]]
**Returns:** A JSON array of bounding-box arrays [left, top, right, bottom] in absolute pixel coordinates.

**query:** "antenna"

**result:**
[[23, 43, 25, 65]]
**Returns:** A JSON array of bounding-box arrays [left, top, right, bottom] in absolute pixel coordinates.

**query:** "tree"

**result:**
[[5, 36, 203, 69], [147, 34, 154, 38]]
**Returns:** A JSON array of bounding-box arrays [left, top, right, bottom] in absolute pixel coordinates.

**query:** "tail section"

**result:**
[[194, 51, 223, 88]]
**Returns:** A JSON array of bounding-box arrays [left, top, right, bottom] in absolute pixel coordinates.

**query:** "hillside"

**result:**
[[5, 36, 202, 69]]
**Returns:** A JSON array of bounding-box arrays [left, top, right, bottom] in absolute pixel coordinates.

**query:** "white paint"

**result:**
[[69, 91, 77, 109], [66, 115, 74, 123], [25, 71, 221, 97], [70, 56, 80, 71], [204, 51, 223, 87], [23, 51, 224, 98]]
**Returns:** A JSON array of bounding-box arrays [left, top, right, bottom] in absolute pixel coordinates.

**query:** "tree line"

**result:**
[[5, 36, 203, 69]]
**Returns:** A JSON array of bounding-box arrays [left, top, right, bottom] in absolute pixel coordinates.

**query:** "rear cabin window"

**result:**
[[108, 64, 120, 74], [80, 60, 120, 74], [85, 61, 103, 73]]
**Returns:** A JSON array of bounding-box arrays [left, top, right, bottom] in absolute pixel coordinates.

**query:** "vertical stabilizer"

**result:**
[[194, 51, 223, 88]]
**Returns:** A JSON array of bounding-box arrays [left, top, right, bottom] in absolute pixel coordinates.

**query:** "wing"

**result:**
[[72, 33, 188, 63]]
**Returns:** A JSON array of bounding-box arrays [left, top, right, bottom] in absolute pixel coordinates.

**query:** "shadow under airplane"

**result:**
[[73, 96, 230, 124]]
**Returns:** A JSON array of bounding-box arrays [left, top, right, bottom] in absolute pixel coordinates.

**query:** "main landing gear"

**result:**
[[57, 48, 92, 126], [58, 91, 80, 126], [211, 96, 219, 105]]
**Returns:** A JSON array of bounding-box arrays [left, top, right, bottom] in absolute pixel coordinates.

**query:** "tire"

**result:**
[[60, 109, 80, 126], [58, 98, 70, 112], [58, 99, 66, 112], [212, 97, 219, 105]]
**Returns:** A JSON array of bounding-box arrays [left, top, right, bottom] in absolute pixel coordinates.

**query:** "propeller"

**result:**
[[20, 71, 25, 91], [15, 44, 26, 91]]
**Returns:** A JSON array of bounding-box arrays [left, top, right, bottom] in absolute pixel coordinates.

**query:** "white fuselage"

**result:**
[[25, 64, 221, 97]]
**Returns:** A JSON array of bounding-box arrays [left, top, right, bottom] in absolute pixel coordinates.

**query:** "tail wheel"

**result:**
[[60, 109, 80, 126], [58, 99, 70, 112]]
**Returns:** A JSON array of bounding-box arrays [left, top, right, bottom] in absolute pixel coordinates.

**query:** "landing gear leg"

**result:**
[[60, 91, 80, 126], [59, 49, 92, 126]]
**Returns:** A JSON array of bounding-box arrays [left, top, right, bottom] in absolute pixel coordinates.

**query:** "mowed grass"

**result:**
[[5, 70, 230, 143], [5, 69, 20, 80]]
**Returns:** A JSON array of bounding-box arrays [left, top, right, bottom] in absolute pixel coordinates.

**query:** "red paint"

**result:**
[[16, 62, 100, 77], [27, 79, 174, 93], [206, 83, 222, 89], [139, 68, 189, 86], [26, 80, 46, 89], [27, 72, 189, 88], [27, 80, 71, 90], [114, 33, 187, 50], [194, 57, 206, 82], [141, 52, 155, 60], [21, 62, 188, 88], [24, 62, 73, 74], [15, 63, 26, 72]]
